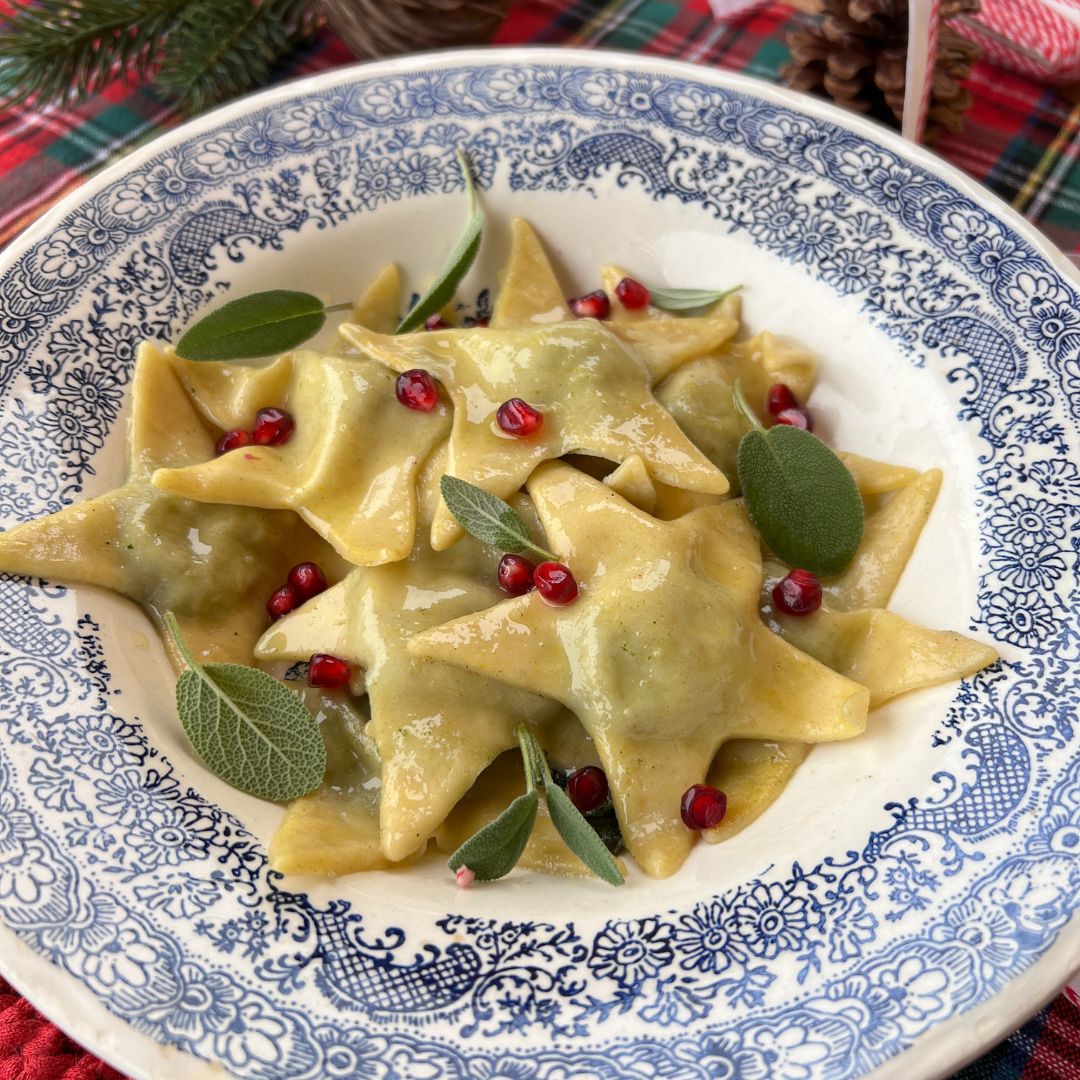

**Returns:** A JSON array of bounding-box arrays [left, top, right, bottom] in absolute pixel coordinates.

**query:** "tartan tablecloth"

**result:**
[[0, 1, 1077, 1077]]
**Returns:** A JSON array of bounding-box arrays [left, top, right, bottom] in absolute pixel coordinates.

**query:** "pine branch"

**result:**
[[157, 0, 320, 113], [0, 0, 192, 108], [0, 0, 320, 113]]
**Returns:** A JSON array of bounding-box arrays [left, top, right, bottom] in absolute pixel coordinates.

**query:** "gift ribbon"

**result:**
[[708, 0, 1080, 136]]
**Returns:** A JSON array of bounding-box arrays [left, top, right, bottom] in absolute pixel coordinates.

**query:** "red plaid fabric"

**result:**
[[0, 2, 1076, 1077]]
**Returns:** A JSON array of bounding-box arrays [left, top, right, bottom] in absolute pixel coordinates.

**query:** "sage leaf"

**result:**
[[449, 725, 623, 885], [518, 723, 545, 792], [165, 613, 325, 801], [545, 783, 625, 886], [447, 791, 539, 881], [648, 284, 743, 313], [440, 475, 557, 561], [176, 290, 332, 361], [396, 150, 484, 334], [737, 425, 864, 576]]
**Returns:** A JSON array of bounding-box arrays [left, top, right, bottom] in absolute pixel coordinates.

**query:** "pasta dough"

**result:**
[[257, 473, 559, 862], [154, 352, 451, 566], [408, 461, 869, 877], [343, 321, 731, 552], [0, 214, 998, 886], [0, 343, 341, 665]]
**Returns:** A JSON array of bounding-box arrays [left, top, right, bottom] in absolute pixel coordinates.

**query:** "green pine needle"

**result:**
[[159, 0, 318, 113], [0, 0, 319, 112]]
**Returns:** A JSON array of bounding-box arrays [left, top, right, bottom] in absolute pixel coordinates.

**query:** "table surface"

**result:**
[[0, 1, 1077, 1077]]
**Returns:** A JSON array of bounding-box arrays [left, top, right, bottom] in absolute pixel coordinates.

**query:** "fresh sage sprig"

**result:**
[[440, 475, 558, 562], [648, 284, 743, 313], [448, 725, 624, 885], [175, 292, 353, 361], [732, 380, 863, 576], [174, 149, 482, 360], [395, 149, 484, 333], [165, 613, 326, 801]]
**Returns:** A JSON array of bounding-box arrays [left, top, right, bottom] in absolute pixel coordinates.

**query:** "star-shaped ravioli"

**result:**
[[599, 264, 740, 384], [758, 462, 996, 702], [408, 462, 869, 878], [696, 465, 993, 852], [256, 515, 559, 863], [488, 219, 739, 381], [0, 343, 341, 664], [153, 350, 450, 566], [655, 334, 818, 492], [343, 321, 729, 550], [489, 219, 573, 329], [172, 263, 405, 430], [762, 557, 997, 708], [824, 467, 942, 610]]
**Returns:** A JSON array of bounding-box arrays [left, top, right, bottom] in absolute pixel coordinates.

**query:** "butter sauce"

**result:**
[[0, 217, 999, 886]]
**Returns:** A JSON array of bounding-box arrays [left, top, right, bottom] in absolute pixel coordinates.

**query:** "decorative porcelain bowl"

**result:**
[[0, 48, 1076, 1080]]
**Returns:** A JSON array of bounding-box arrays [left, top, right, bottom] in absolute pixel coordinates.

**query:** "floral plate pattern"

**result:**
[[0, 51, 1076, 1080]]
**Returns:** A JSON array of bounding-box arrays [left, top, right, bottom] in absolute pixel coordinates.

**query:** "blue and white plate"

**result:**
[[0, 49, 1076, 1080]]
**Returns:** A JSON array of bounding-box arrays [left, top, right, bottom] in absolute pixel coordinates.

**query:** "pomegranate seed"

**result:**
[[772, 569, 823, 616], [766, 383, 800, 416], [567, 766, 609, 813], [768, 384, 803, 416], [498, 553, 536, 596], [424, 314, 448, 330], [215, 428, 251, 456], [681, 784, 727, 830], [496, 398, 544, 438], [615, 277, 650, 310], [307, 653, 351, 689], [774, 407, 814, 432], [266, 584, 301, 621], [395, 369, 439, 412], [252, 407, 294, 446], [455, 865, 475, 888], [534, 562, 578, 606], [568, 290, 610, 319], [287, 561, 327, 601]]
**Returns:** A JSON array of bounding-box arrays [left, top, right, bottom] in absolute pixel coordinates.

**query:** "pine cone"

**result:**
[[320, 0, 512, 59], [783, 0, 981, 143]]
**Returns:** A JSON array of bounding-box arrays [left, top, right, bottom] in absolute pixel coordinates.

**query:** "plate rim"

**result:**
[[0, 44, 1076, 1080]]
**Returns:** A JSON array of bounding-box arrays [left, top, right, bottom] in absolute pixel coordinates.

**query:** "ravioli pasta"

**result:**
[[0, 217, 997, 881]]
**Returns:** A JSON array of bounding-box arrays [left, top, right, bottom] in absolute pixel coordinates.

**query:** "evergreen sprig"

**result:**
[[0, 0, 319, 112], [159, 0, 318, 113]]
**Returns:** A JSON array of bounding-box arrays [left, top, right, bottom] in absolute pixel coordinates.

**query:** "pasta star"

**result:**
[[172, 263, 403, 431], [343, 321, 730, 551], [256, 516, 558, 863], [706, 467, 995, 852], [0, 344, 338, 664], [408, 462, 869, 878], [599, 264, 740, 384], [759, 467, 996, 705], [488, 220, 740, 382], [489, 218, 572, 329], [153, 351, 451, 566], [764, 577, 998, 708]]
